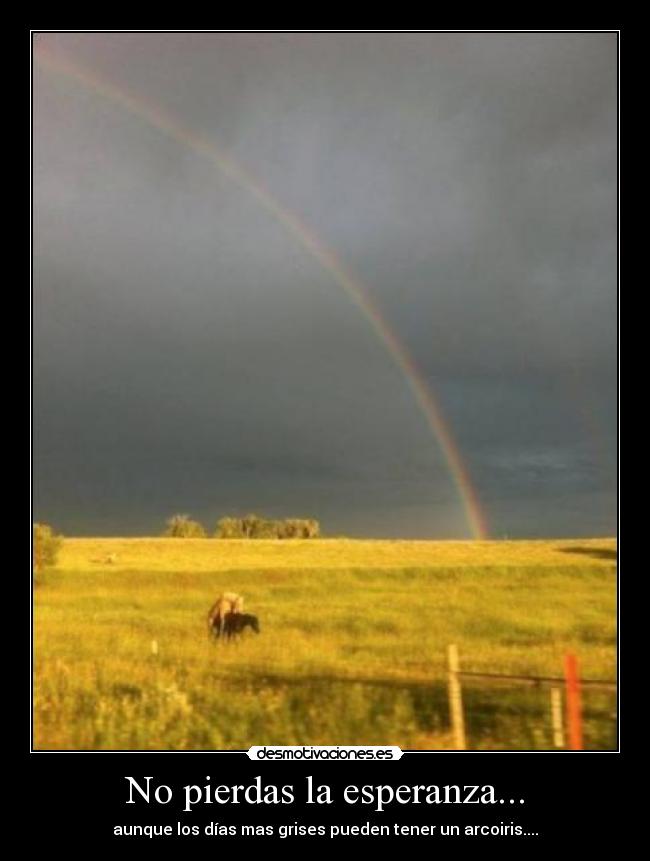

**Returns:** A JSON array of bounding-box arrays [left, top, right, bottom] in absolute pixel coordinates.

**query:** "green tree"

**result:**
[[164, 514, 206, 538], [215, 514, 321, 539], [33, 523, 63, 577], [279, 518, 320, 538], [252, 517, 281, 538], [215, 517, 245, 538], [304, 519, 320, 538], [241, 513, 262, 538]]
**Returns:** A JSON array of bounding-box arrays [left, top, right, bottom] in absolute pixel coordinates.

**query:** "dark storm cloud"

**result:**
[[33, 32, 617, 537]]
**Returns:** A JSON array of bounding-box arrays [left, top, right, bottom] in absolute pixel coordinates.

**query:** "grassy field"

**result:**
[[33, 537, 617, 751]]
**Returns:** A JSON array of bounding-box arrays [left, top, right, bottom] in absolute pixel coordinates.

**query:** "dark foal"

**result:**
[[223, 613, 260, 640]]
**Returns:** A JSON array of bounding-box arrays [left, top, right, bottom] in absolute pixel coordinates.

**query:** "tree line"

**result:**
[[32, 511, 321, 580], [165, 513, 320, 539]]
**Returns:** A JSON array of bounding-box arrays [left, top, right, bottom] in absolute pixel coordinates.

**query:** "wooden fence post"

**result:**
[[564, 652, 583, 750], [550, 686, 564, 748], [447, 644, 467, 750]]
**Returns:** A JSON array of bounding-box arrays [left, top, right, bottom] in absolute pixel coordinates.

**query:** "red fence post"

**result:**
[[564, 652, 583, 750]]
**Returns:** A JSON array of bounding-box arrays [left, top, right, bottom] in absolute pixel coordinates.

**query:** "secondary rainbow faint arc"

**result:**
[[34, 46, 489, 540]]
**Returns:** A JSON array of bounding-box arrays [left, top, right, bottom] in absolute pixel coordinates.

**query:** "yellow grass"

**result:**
[[34, 537, 617, 751], [60, 535, 617, 571]]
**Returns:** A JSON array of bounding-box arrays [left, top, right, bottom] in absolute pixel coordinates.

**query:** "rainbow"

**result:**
[[34, 44, 488, 539]]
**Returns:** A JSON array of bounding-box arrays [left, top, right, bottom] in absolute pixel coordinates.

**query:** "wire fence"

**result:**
[[446, 644, 617, 751]]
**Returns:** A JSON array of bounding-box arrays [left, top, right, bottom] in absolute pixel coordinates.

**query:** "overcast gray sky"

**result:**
[[33, 32, 617, 538]]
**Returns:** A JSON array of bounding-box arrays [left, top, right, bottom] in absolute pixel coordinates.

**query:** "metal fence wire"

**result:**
[[446, 644, 617, 751]]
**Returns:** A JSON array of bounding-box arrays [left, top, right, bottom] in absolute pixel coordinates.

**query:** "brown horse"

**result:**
[[207, 592, 244, 639]]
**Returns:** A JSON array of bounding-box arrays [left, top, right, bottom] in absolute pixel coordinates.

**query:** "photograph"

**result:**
[[32, 30, 617, 752]]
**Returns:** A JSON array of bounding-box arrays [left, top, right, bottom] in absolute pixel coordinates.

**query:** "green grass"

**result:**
[[34, 537, 617, 750]]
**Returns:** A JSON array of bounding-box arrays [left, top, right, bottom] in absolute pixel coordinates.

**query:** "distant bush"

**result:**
[[33, 523, 63, 576], [215, 514, 320, 539], [164, 514, 206, 538]]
